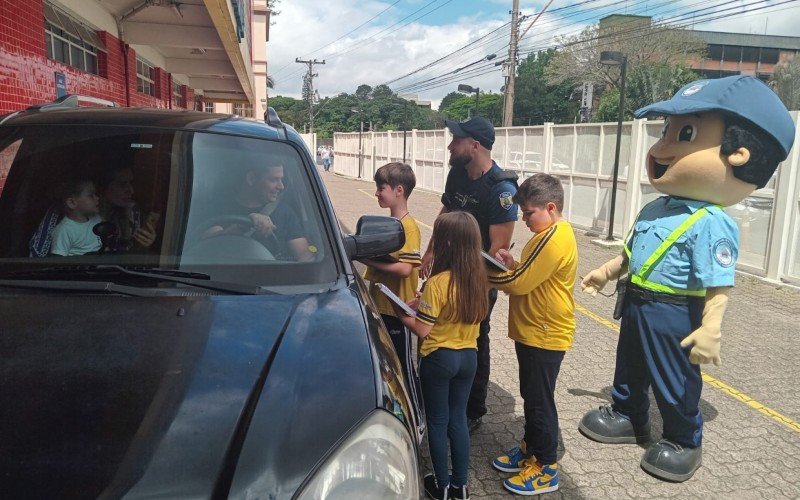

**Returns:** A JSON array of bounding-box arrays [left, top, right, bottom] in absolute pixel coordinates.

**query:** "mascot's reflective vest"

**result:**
[[440, 170, 519, 215], [624, 207, 715, 297]]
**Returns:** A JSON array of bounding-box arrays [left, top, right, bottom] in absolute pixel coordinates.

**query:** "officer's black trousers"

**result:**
[[467, 287, 497, 420]]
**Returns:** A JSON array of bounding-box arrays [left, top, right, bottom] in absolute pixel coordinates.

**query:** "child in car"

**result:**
[[50, 179, 103, 256]]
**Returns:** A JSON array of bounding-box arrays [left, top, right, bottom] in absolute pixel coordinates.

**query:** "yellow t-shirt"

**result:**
[[488, 220, 577, 351], [365, 214, 421, 317], [416, 271, 480, 357]]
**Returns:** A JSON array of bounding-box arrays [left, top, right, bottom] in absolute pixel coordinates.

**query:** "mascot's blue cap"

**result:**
[[635, 76, 796, 160]]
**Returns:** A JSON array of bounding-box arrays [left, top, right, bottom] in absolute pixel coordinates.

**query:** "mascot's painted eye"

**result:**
[[678, 124, 697, 142]]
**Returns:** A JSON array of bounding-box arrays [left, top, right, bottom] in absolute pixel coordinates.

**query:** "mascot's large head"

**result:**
[[635, 76, 795, 207]]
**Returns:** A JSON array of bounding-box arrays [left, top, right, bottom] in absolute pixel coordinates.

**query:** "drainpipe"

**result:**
[[115, 18, 130, 107], [116, 1, 155, 108]]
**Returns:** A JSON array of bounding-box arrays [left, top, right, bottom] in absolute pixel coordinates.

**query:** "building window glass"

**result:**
[[724, 45, 742, 63], [742, 47, 759, 63], [204, 102, 215, 113], [44, 21, 100, 75], [760, 48, 779, 65], [43, 2, 104, 76], [233, 102, 253, 117], [707, 45, 724, 61], [172, 81, 185, 108], [137, 58, 155, 96]]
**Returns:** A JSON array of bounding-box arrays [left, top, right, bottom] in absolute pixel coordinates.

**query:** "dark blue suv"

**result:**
[[0, 96, 422, 499]]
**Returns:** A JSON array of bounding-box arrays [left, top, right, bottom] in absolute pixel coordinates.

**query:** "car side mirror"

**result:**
[[343, 215, 405, 260]]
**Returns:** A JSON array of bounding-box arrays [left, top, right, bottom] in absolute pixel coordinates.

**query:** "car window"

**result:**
[[0, 124, 337, 290]]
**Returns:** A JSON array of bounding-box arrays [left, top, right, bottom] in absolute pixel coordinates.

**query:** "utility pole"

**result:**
[[502, 0, 520, 127], [296, 57, 325, 132]]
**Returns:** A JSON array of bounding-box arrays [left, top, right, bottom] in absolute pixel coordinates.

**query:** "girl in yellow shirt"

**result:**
[[394, 211, 488, 500]]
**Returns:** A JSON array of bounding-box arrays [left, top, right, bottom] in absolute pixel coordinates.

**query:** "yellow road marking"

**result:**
[[575, 303, 800, 434], [356, 189, 433, 230]]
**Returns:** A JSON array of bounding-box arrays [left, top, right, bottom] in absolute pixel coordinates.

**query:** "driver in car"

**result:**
[[204, 163, 314, 262]]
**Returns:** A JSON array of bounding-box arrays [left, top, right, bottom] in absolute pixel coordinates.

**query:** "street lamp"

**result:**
[[457, 83, 480, 117], [351, 107, 364, 178], [599, 50, 627, 241]]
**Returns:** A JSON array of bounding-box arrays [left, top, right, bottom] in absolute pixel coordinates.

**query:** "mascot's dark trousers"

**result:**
[[610, 291, 705, 448]]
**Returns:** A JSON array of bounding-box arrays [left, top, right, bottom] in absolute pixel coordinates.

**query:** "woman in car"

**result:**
[[97, 166, 157, 252]]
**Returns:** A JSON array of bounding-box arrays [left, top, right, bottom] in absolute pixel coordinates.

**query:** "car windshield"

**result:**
[[0, 124, 338, 291]]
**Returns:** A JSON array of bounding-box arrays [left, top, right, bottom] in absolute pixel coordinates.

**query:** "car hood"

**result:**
[[0, 287, 378, 499]]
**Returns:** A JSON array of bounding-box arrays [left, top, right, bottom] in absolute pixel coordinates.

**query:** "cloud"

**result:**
[[268, 1, 508, 103], [267, 0, 800, 104]]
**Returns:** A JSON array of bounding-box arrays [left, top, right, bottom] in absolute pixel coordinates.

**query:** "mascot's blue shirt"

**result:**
[[626, 196, 739, 290]]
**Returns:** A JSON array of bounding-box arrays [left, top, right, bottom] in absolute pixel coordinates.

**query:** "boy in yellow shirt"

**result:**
[[361, 162, 422, 387], [487, 173, 578, 496]]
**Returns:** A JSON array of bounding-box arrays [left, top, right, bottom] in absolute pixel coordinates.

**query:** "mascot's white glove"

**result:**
[[680, 287, 729, 366], [581, 255, 628, 296]]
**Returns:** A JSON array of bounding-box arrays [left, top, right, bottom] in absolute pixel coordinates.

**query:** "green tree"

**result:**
[[439, 91, 465, 112], [514, 49, 579, 125], [545, 23, 706, 91], [772, 57, 800, 110], [594, 64, 699, 122], [442, 93, 503, 125]]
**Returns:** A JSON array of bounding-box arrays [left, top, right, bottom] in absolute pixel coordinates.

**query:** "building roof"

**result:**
[[689, 30, 800, 51]]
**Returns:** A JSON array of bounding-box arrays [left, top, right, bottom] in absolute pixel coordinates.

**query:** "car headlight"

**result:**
[[296, 409, 419, 500]]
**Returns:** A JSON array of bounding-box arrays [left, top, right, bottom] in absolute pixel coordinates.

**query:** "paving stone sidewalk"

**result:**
[[319, 168, 800, 499]]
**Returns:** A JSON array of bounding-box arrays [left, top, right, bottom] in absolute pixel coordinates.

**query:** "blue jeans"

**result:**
[[420, 348, 477, 488]]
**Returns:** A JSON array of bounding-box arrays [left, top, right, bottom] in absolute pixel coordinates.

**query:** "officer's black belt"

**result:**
[[626, 283, 700, 306]]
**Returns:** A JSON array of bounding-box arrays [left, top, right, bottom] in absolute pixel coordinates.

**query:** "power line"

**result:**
[[399, 0, 799, 95], [274, 0, 453, 86], [270, 0, 403, 77]]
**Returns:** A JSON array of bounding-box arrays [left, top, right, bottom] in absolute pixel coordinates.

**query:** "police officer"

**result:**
[[421, 116, 519, 432], [578, 76, 795, 482]]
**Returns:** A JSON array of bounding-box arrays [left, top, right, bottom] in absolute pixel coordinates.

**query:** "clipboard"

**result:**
[[376, 282, 416, 317], [482, 250, 510, 272]]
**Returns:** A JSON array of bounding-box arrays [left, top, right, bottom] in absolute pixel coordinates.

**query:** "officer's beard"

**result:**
[[449, 151, 472, 169]]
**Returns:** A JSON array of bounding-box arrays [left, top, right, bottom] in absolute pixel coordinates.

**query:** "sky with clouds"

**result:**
[[267, 0, 800, 108]]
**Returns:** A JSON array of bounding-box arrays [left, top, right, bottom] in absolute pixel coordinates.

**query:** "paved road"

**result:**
[[319, 168, 800, 499]]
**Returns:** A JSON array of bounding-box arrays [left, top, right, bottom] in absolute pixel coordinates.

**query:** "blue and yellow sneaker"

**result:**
[[492, 441, 534, 473], [503, 461, 559, 496]]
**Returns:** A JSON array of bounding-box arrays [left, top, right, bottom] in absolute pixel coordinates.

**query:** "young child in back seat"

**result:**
[[49, 179, 103, 256]]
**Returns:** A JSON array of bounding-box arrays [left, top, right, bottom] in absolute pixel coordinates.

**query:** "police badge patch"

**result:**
[[499, 192, 513, 210], [713, 238, 735, 267]]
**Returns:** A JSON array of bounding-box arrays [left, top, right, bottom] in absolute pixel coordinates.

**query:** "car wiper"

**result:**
[[0, 279, 170, 297], [0, 265, 275, 295]]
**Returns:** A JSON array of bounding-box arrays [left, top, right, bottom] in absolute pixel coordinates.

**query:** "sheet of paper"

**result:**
[[376, 282, 416, 317], [482, 250, 510, 272]]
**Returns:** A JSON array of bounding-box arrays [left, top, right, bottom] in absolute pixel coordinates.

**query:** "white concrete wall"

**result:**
[[335, 115, 800, 285]]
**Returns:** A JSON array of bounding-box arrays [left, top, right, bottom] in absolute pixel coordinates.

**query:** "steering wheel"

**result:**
[[185, 214, 275, 262], [197, 215, 255, 235]]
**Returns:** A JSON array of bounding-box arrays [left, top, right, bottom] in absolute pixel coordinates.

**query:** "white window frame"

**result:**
[[44, 20, 99, 75], [233, 102, 253, 117], [204, 102, 215, 113], [137, 57, 155, 96], [172, 81, 184, 108]]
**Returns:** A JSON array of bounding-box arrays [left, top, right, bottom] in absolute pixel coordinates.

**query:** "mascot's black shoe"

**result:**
[[641, 439, 702, 482], [578, 406, 651, 444]]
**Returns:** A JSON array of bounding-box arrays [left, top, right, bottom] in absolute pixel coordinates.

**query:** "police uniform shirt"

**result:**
[[627, 196, 739, 291], [364, 214, 422, 317], [416, 271, 480, 357], [444, 162, 519, 250]]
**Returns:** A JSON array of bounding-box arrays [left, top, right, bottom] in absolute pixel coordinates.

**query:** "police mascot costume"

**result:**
[[578, 76, 795, 482]]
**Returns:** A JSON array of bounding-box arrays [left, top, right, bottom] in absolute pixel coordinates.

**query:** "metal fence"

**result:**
[[334, 113, 800, 285]]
